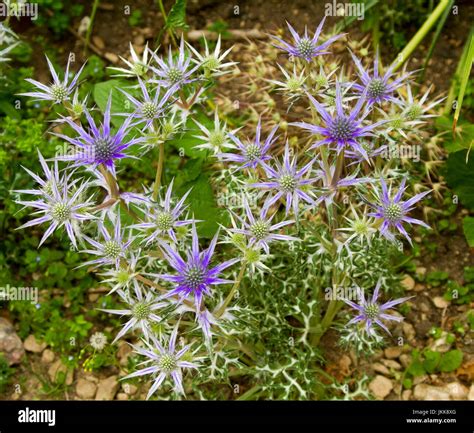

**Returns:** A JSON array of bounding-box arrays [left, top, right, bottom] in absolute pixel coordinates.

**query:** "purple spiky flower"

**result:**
[[133, 179, 195, 245], [368, 177, 430, 245], [16, 171, 93, 248], [230, 198, 297, 254], [120, 78, 176, 130], [344, 279, 411, 335], [218, 119, 278, 170], [271, 18, 344, 61], [82, 215, 132, 269], [292, 82, 386, 159], [315, 160, 373, 206], [150, 39, 199, 89], [20, 54, 85, 104], [55, 96, 143, 173], [14, 150, 63, 199], [123, 324, 198, 398], [350, 50, 412, 105], [100, 280, 166, 343], [158, 224, 239, 312], [252, 142, 319, 215]]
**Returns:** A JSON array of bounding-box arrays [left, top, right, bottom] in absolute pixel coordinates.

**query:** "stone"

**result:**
[[23, 334, 46, 353], [92, 36, 105, 50], [48, 360, 74, 385], [117, 342, 133, 366], [122, 383, 138, 395], [468, 385, 474, 401], [402, 322, 416, 341], [88, 293, 99, 302], [116, 392, 128, 400], [401, 275, 415, 291], [381, 359, 402, 370], [416, 267, 427, 277], [104, 52, 119, 64], [414, 384, 450, 400], [413, 375, 428, 386], [429, 333, 452, 353], [444, 382, 468, 400], [41, 349, 55, 364], [369, 375, 393, 399], [0, 318, 25, 365], [372, 362, 390, 376], [399, 354, 412, 368], [384, 347, 402, 359], [402, 390, 412, 401], [76, 378, 97, 399], [433, 296, 449, 309], [96, 375, 119, 400]]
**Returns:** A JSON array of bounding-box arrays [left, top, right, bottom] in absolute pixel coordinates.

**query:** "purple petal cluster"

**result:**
[[350, 50, 412, 105], [133, 180, 195, 244], [150, 39, 199, 89], [230, 198, 297, 254], [218, 119, 278, 170], [272, 18, 344, 61], [20, 55, 85, 104], [158, 225, 239, 311], [252, 142, 318, 215], [292, 82, 386, 159], [344, 279, 411, 335], [123, 325, 198, 398], [55, 96, 143, 173], [368, 178, 430, 244]]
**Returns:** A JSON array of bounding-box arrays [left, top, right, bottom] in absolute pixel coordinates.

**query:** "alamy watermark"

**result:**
[[381, 144, 421, 162], [325, 1, 365, 20], [0, 2, 38, 21], [0, 284, 38, 304], [324, 285, 364, 301]]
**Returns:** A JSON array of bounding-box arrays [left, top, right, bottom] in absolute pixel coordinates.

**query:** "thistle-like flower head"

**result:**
[[368, 177, 430, 245], [82, 214, 132, 269], [272, 18, 344, 61], [194, 109, 237, 155], [252, 142, 318, 215], [150, 39, 198, 88], [230, 198, 297, 254], [133, 179, 195, 245], [123, 325, 199, 398], [293, 83, 388, 159], [350, 50, 412, 105], [218, 119, 278, 170], [55, 96, 143, 173], [344, 279, 411, 335], [100, 280, 166, 342], [120, 79, 176, 130], [108, 42, 152, 78], [16, 162, 94, 248], [186, 35, 237, 77], [20, 54, 85, 104], [158, 224, 239, 312]]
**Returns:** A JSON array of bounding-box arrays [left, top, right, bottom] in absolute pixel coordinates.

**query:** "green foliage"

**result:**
[[360, 0, 433, 51], [0, 354, 14, 393], [128, 9, 143, 27], [33, 0, 84, 35], [405, 348, 463, 384], [443, 268, 474, 304], [462, 217, 474, 247], [166, 0, 188, 31], [446, 150, 474, 209]]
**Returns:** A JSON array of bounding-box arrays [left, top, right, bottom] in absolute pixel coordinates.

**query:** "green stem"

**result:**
[[153, 141, 165, 201], [157, 0, 178, 48], [391, 0, 450, 72], [84, 0, 100, 55], [215, 261, 247, 318]]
